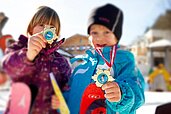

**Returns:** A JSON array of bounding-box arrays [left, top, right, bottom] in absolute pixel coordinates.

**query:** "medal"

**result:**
[[42, 25, 58, 44], [92, 45, 117, 87], [92, 69, 115, 87]]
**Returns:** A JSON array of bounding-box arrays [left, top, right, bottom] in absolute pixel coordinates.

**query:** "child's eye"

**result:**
[[50, 26, 55, 29], [104, 31, 110, 34], [39, 24, 44, 27], [90, 31, 97, 35]]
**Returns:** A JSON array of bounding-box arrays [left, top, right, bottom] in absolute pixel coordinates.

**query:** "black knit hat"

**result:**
[[87, 3, 123, 41]]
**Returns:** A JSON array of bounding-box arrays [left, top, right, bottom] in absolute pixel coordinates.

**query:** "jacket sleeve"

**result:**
[[63, 55, 90, 103], [106, 51, 145, 113], [2, 47, 36, 80], [56, 54, 72, 91], [63, 57, 83, 102]]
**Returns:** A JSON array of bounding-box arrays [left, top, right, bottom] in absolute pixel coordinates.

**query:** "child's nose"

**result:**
[[96, 34, 105, 41]]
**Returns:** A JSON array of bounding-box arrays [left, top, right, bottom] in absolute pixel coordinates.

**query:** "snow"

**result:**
[[137, 91, 171, 114], [148, 39, 171, 48], [0, 80, 11, 114], [1, 80, 171, 114]]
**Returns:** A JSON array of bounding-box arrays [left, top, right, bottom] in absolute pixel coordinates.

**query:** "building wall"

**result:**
[[145, 29, 171, 43], [130, 10, 171, 75]]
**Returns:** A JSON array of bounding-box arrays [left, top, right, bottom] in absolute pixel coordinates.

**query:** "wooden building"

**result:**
[[61, 34, 92, 56]]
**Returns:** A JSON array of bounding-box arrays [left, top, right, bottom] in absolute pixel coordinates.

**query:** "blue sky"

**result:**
[[0, 0, 171, 45]]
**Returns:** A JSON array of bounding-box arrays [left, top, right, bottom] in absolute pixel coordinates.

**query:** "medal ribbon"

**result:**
[[95, 45, 117, 68]]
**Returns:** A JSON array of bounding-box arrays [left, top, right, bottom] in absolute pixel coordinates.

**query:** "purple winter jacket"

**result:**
[[2, 35, 71, 114]]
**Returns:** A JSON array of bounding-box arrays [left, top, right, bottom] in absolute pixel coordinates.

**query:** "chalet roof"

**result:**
[[62, 33, 89, 47], [67, 33, 88, 40], [151, 10, 171, 30], [148, 39, 171, 51], [69, 34, 87, 38]]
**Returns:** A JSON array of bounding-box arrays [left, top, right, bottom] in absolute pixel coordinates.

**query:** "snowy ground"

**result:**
[[0, 80, 11, 114], [137, 91, 171, 114], [1, 80, 171, 114]]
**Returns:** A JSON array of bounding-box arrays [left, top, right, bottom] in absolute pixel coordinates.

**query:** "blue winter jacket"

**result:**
[[66, 47, 145, 114]]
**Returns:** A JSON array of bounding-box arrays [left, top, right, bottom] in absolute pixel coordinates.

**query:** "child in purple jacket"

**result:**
[[2, 6, 71, 114]]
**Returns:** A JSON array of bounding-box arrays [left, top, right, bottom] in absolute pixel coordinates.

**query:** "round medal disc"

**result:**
[[97, 73, 108, 84], [92, 69, 115, 87], [42, 25, 58, 44]]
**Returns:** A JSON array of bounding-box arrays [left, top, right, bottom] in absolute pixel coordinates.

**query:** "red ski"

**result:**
[[9, 82, 31, 114], [80, 83, 106, 114]]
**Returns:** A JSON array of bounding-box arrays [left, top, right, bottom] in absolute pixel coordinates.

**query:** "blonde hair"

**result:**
[[27, 6, 60, 36]]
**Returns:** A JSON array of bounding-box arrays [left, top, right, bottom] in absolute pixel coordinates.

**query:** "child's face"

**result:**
[[89, 24, 118, 49], [32, 24, 55, 35], [33, 25, 44, 34], [32, 24, 44, 35]]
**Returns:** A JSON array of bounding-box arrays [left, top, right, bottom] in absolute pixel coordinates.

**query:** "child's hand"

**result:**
[[51, 95, 60, 110], [102, 81, 121, 102], [26, 33, 47, 61]]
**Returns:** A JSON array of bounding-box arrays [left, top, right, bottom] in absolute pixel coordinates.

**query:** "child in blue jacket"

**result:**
[[52, 3, 145, 114]]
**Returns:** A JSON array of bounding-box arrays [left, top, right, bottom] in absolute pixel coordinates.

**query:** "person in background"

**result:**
[[0, 36, 15, 85], [52, 3, 145, 114], [0, 12, 8, 37], [0, 63, 7, 85], [0, 35, 14, 54], [148, 63, 171, 92], [2, 6, 71, 114]]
